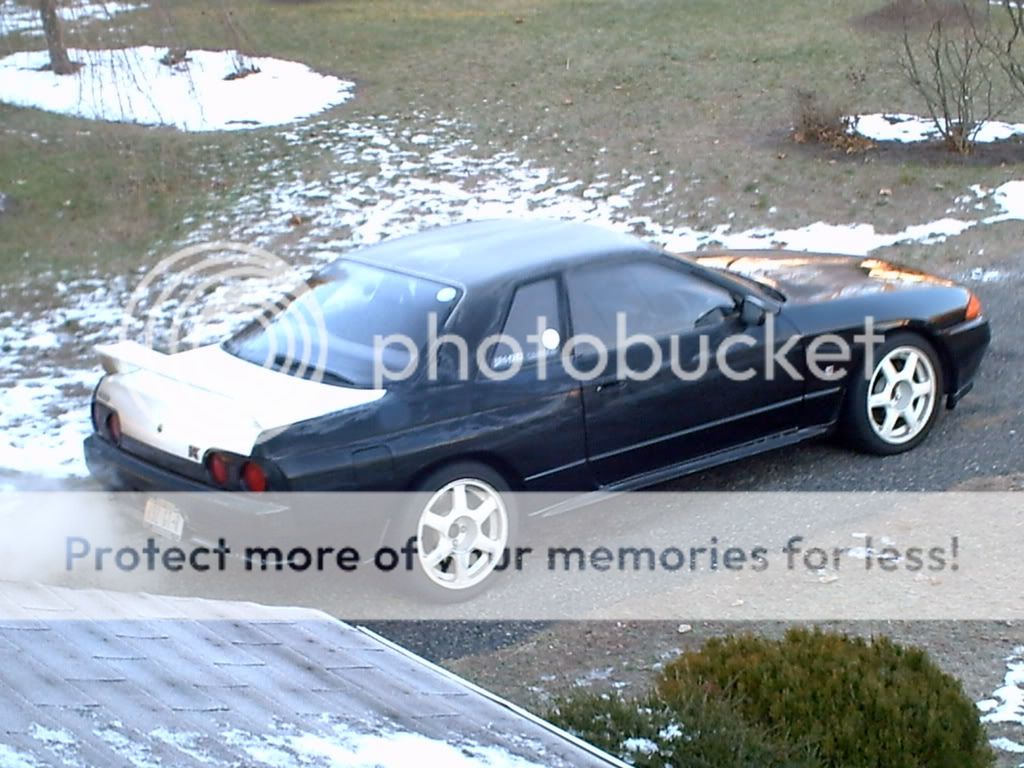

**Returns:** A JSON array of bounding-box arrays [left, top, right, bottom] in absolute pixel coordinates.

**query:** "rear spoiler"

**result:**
[[95, 341, 174, 376]]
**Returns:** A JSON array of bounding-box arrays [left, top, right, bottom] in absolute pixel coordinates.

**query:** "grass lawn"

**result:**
[[2, 0, 1023, 284]]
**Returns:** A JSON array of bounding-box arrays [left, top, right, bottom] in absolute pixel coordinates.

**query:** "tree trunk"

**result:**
[[38, 0, 78, 75]]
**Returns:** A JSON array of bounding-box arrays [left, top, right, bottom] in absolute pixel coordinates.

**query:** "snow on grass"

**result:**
[[850, 113, 1024, 144], [661, 217, 975, 255], [0, 46, 353, 132], [978, 647, 1024, 764], [658, 722, 684, 741], [621, 737, 660, 756], [0, 276, 128, 478], [181, 114, 1016, 259], [3, 112, 1024, 481], [979, 647, 1024, 724], [0, 0, 140, 37]]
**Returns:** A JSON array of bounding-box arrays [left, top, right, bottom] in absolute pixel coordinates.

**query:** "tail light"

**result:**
[[206, 452, 229, 486], [204, 450, 280, 491], [241, 461, 268, 493], [965, 292, 983, 321], [106, 412, 122, 444]]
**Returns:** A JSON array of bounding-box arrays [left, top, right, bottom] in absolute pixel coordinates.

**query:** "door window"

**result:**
[[568, 259, 734, 347], [491, 278, 562, 370]]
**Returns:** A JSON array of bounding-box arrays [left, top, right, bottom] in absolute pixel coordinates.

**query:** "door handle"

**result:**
[[595, 380, 627, 394]]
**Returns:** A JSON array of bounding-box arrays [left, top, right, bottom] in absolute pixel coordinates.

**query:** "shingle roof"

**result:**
[[0, 581, 626, 767]]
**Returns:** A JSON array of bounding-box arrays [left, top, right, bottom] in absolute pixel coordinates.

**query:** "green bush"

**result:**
[[548, 689, 818, 768], [656, 628, 994, 768]]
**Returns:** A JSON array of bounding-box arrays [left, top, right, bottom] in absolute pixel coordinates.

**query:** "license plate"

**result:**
[[143, 497, 184, 540]]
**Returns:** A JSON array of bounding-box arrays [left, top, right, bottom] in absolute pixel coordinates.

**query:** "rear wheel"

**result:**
[[842, 332, 944, 455], [402, 462, 516, 602]]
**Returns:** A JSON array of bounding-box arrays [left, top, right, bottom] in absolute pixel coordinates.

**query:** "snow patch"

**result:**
[[221, 726, 550, 768], [986, 180, 1024, 221], [0, 744, 42, 768], [979, 648, 1024, 726], [979, 647, 1024, 765], [150, 729, 222, 766], [0, 0, 140, 37], [991, 737, 1024, 754], [850, 113, 1024, 144], [0, 47, 354, 132], [574, 666, 616, 687], [658, 722, 684, 741], [968, 267, 1006, 283], [27, 725, 80, 766], [622, 737, 659, 756], [94, 726, 159, 768], [661, 217, 974, 255]]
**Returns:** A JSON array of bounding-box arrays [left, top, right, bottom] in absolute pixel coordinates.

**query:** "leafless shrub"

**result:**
[[987, 0, 1024, 98], [896, 0, 1002, 154]]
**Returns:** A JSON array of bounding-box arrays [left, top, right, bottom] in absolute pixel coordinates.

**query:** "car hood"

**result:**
[[94, 342, 385, 462], [694, 251, 957, 304]]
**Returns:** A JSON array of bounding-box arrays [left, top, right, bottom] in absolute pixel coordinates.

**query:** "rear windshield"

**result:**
[[224, 260, 460, 388]]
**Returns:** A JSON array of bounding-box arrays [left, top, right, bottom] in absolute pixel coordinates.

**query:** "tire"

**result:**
[[841, 331, 944, 456], [398, 461, 518, 602]]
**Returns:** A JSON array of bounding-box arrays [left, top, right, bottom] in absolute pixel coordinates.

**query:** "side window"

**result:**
[[491, 279, 562, 370], [568, 259, 734, 347]]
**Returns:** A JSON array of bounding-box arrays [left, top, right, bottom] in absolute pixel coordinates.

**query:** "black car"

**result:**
[[85, 219, 991, 597]]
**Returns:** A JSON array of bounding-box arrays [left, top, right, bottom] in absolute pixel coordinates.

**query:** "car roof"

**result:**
[[334, 219, 656, 288]]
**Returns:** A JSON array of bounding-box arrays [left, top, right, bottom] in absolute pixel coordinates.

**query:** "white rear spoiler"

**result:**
[[95, 341, 173, 376]]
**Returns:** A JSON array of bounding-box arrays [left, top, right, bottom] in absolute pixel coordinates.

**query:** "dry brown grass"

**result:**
[[791, 89, 875, 153]]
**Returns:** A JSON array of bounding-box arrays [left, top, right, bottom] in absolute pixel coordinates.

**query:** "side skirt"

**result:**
[[529, 424, 833, 519]]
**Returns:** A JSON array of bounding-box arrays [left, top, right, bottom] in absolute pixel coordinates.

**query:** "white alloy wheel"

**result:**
[[866, 346, 938, 446], [416, 478, 509, 591]]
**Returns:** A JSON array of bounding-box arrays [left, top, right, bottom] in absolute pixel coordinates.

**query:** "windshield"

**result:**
[[664, 251, 786, 303], [224, 260, 461, 388], [710, 267, 787, 303]]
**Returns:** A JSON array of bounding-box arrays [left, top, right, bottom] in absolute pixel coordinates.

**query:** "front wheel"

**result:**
[[401, 462, 517, 602], [841, 332, 944, 455]]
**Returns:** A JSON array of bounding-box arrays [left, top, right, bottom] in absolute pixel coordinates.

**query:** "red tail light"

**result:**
[[206, 453, 229, 486], [241, 461, 268, 493], [106, 412, 122, 444]]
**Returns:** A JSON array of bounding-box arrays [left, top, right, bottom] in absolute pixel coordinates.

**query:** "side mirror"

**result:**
[[740, 296, 768, 326]]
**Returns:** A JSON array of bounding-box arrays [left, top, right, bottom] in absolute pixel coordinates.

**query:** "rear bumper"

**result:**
[[85, 433, 213, 493], [937, 316, 991, 409], [84, 435, 387, 549]]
